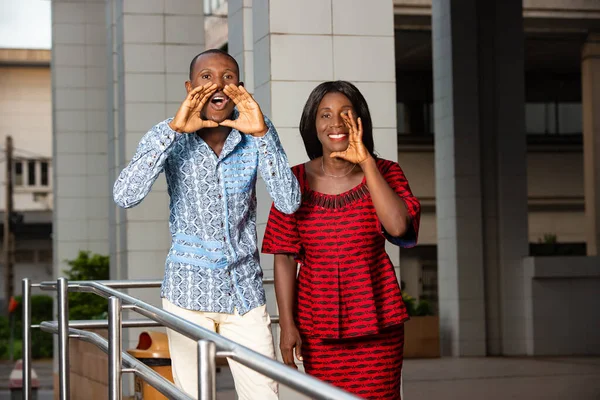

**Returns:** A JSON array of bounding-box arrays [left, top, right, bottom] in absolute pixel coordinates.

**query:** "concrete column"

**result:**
[[582, 34, 600, 256], [107, 0, 205, 310], [432, 0, 528, 356], [479, 0, 529, 356], [52, 0, 109, 274], [228, 0, 255, 93]]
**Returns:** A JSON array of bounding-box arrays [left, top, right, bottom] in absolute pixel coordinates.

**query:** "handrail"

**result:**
[[39, 322, 193, 400], [28, 278, 363, 400], [36, 278, 274, 290]]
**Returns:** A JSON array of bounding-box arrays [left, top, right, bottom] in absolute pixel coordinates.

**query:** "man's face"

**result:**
[[186, 53, 240, 124]]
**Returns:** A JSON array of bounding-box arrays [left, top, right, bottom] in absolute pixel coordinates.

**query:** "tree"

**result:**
[[63, 251, 109, 320]]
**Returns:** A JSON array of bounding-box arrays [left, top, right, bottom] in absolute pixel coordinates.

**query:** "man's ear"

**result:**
[[185, 80, 192, 93]]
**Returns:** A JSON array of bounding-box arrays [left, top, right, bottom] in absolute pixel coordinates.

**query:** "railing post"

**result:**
[[108, 296, 123, 400], [57, 277, 70, 400], [197, 340, 216, 400], [22, 278, 32, 400]]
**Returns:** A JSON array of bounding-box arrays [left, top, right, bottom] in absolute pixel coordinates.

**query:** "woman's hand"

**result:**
[[330, 109, 371, 165], [279, 323, 303, 369]]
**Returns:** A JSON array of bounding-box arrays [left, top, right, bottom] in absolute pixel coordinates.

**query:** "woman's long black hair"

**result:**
[[299, 80, 375, 160]]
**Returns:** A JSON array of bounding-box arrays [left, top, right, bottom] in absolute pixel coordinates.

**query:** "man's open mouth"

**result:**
[[209, 92, 230, 111]]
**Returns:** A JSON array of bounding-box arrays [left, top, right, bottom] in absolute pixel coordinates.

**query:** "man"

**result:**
[[113, 49, 300, 399]]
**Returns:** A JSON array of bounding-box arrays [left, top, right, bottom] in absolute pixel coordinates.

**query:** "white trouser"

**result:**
[[162, 298, 279, 400]]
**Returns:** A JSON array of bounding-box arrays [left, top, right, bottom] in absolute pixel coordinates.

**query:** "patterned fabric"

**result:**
[[262, 158, 420, 338], [114, 115, 301, 314], [302, 325, 404, 400]]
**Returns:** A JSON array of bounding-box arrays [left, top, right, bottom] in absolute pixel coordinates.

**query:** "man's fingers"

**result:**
[[236, 85, 255, 103], [223, 85, 239, 102], [201, 120, 219, 128], [223, 84, 245, 104], [197, 89, 215, 109], [188, 83, 217, 99], [218, 119, 236, 129]]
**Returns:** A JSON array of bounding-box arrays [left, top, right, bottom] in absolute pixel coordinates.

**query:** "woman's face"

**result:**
[[315, 92, 355, 154]]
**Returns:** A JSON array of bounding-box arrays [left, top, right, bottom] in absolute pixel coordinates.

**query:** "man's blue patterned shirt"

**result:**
[[113, 116, 300, 314]]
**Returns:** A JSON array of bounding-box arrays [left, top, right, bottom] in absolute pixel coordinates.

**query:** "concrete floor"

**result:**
[[215, 356, 600, 399], [3, 356, 600, 399], [402, 356, 600, 400]]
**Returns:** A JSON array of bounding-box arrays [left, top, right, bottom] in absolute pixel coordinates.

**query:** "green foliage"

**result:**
[[539, 233, 558, 244], [63, 251, 110, 320], [414, 299, 433, 316], [402, 291, 434, 317], [0, 294, 54, 359]]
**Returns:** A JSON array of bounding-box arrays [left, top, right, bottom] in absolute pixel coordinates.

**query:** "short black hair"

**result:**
[[299, 81, 376, 160], [188, 49, 240, 80]]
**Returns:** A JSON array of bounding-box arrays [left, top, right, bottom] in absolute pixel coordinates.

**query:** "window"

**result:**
[[13, 159, 51, 188], [41, 162, 49, 186], [14, 161, 23, 186], [37, 249, 53, 264], [525, 102, 582, 135], [397, 102, 434, 135], [14, 250, 35, 264], [27, 160, 36, 185]]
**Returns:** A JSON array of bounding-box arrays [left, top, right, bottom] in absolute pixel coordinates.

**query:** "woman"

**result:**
[[261, 81, 421, 399]]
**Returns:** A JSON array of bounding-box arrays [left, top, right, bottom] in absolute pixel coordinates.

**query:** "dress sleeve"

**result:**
[[378, 159, 421, 248], [261, 165, 302, 256], [261, 203, 301, 256]]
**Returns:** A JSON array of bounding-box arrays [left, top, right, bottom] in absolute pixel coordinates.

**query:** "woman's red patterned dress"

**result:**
[[262, 158, 420, 400]]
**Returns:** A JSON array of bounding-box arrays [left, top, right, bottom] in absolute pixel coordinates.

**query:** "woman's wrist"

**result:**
[[359, 155, 376, 171], [279, 316, 297, 330]]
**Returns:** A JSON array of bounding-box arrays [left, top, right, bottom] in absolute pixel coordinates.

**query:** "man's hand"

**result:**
[[169, 83, 219, 133], [279, 324, 303, 369], [219, 84, 268, 137]]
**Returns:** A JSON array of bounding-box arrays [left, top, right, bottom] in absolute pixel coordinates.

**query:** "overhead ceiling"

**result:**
[[394, 29, 587, 73]]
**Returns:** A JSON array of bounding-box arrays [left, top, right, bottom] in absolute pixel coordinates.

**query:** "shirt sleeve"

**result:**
[[378, 159, 421, 248], [113, 119, 181, 209], [254, 117, 301, 214]]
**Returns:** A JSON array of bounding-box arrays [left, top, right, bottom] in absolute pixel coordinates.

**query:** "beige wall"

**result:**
[[0, 67, 52, 157], [398, 149, 586, 244], [0, 66, 53, 212]]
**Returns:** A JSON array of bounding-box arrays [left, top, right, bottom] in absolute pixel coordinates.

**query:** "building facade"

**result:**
[[0, 48, 53, 305]]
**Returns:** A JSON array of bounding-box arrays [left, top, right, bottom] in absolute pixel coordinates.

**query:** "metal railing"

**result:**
[[22, 277, 363, 400]]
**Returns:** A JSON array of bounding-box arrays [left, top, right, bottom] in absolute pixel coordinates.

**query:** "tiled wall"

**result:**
[[52, 0, 109, 277], [523, 256, 600, 355]]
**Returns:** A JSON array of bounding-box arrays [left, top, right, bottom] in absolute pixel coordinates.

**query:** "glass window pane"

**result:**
[[397, 103, 407, 134], [38, 249, 53, 263], [14, 161, 23, 186], [526, 103, 556, 135], [526, 103, 546, 134], [41, 162, 49, 186], [558, 102, 582, 135], [428, 103, 434, 134], [15, 250, 35, 263], [546, 103, 557, 134], [28, 160, 36, 186]]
